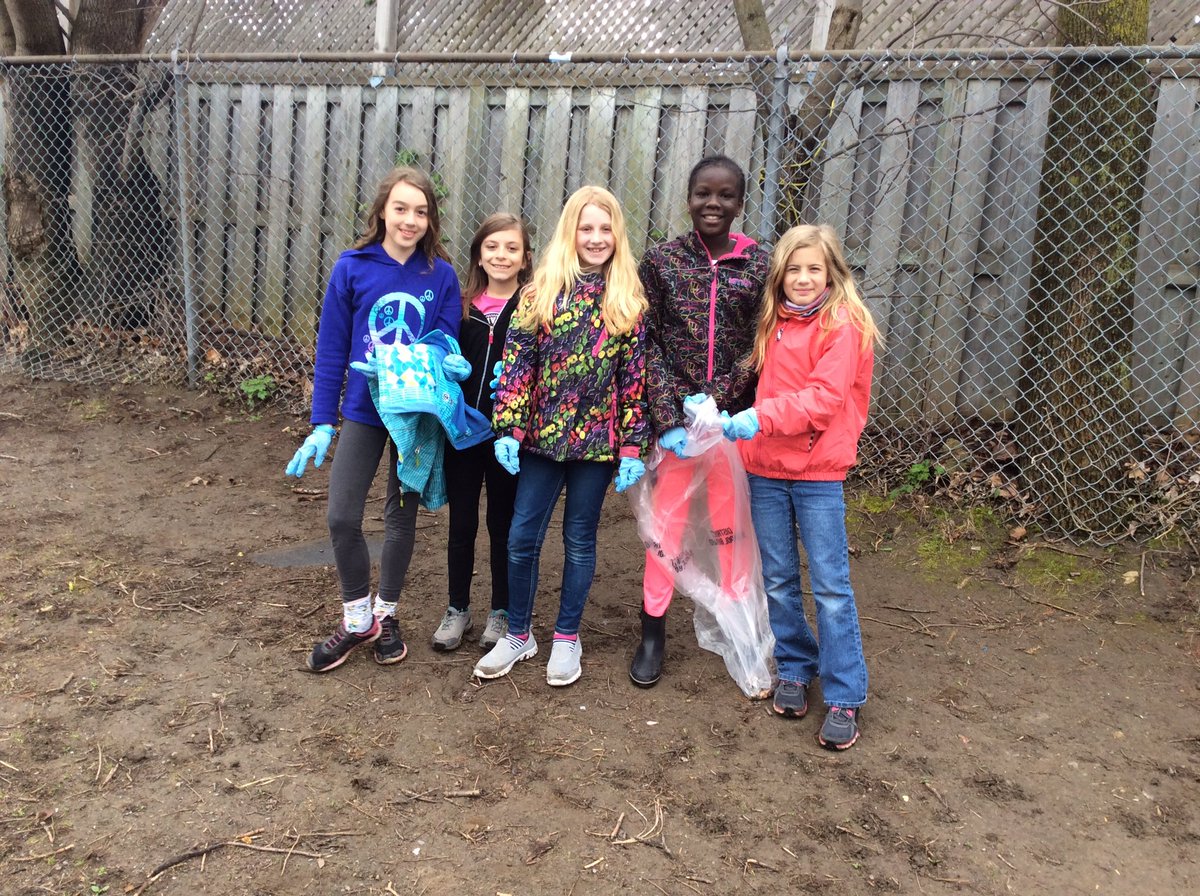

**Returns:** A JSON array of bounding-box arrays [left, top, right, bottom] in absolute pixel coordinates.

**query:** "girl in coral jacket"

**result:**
[[474, 186, 650, 687], [723, 224, 880, 750]]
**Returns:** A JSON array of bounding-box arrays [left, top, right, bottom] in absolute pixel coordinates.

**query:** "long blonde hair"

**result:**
[[514, 186, 646, 336], [748, 224, 880, 372]]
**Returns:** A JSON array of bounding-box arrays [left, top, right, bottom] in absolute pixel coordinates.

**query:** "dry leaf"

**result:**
[[1122, 571, 1139, 585]]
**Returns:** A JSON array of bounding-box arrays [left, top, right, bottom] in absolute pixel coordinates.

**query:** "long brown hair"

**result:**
[[748, 224, 881, 372], [461, 213, 533, 318], [353, 166, 449, 270]]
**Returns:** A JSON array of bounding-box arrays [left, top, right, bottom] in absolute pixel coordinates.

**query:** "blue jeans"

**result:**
[[749, 475, 867, 708], [506, 453, 613, 636]]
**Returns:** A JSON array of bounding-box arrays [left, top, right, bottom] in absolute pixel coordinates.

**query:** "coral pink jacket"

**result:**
[[739, 310, 874, 482]]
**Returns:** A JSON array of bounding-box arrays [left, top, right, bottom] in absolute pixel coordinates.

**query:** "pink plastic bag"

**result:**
[[627, 397, 775, 697]]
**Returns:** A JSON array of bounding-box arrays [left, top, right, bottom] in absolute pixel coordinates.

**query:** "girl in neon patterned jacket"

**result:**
[[474, 186, 650, 687]]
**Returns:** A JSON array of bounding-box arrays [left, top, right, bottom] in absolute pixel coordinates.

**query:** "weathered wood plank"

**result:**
[[226, 83, 261, 331], [290, 85, 327, 345], [583, 87, 616, 185], [926, 79, 1002, 419], [261, 85, 294, 338], [614, 86, 663, 255], [362, 84, 399, 193], [407, 86, 436, 165], [201, 84, 231, 319], [1131, 78, 1200, 426], [858, 81, 921, 422], [655, 85, 709, 239], [329, 86, 364, 253], [499, 87, 531, 217], [723, 87, 760, 229], [442, 85, 487, 263], [532, 87, 572, 247], [815, 84, 864, 243]]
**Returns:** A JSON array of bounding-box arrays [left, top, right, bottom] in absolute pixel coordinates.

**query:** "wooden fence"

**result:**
[[3, 63, 1198, 430]]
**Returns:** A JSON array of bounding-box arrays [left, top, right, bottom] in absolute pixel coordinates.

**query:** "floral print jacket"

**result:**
[[492, 272, 649, 463]]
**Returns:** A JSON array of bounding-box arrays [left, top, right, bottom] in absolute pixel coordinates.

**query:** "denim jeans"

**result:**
[[748, 475, 867, 708], [506, 452, 613, 636]]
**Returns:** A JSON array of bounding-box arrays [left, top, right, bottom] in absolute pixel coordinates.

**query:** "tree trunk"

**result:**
[[73, 1, 171, 329], [1016, 1, 1153, 535], [783, 1, 863, 228], [1, 1, 79, 359], [0, 0, 167, 367]]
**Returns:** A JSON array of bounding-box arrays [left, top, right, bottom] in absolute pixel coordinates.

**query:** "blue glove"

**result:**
[[442, 353, 471, 382], [489, 360, 504, 401], [349, 351, 378, 380], [683, 392, 709, 406], [658, 426, 688, 459], [286, 424, 336, 477], [614, 457, 645, 493], [494, 436, 520, 475], [722, 408, 760, 442]]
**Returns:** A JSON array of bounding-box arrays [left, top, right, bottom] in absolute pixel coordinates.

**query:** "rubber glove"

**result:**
[[286, 424, 336, 477], [722, 408, 760, 442], [684, 392, 709, 406], [614, 457, 645, 493], [494, 435, 520, 475], [442, 353, 471, 382], [658, 426, 688, 459], [489, 360, 504, 401], [349, 351, 378, 380]]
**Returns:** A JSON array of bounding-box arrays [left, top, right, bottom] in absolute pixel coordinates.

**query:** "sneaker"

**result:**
[[431, 607, 474, 651], [546, 637, 583, 686], [373, 614, 408, 665], [818, 706, 861, 750], [306, 618, 380, 673], [479, 609, 509, 650], [772, 680, 808, 719], [473, 633, 538, 679]]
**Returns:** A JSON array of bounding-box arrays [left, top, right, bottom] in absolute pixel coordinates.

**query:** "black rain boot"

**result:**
[[629, 609, 666, 688]]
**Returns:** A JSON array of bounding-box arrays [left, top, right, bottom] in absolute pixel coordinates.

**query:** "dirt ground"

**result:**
[[1, 371, 1198, 896]]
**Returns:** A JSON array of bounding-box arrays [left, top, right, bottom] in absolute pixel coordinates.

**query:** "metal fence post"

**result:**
[[760, 44, 789, 241], [171, 47, 199, 386]]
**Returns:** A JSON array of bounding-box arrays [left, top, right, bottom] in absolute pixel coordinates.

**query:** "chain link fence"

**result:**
[[1, 48, 1197, 543]]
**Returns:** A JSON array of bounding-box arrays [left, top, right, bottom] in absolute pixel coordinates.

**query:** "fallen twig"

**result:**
[[12, 843, 74, 862]]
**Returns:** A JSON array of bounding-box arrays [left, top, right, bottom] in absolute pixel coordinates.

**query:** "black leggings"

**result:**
[[327, 420, 418, 604], [443, 439, 518, 612]]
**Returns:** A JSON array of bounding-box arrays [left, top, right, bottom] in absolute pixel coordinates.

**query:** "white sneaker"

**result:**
[[546, 637, 583, 686], [479, 609, 509, 650], [473, 633, 538, 679], [431, 607, 473, 651]]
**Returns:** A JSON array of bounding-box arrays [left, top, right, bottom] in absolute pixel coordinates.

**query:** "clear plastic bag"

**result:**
[[627, 397, 775, 697]]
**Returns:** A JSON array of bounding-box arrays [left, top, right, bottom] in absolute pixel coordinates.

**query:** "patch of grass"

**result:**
[[1015, 549, 1104, 591], [75, 398, 110, 421]]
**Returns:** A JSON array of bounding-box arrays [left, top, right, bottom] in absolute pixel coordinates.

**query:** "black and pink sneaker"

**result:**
[[306, 618, 381, 672], [818, 706, 860, 750], [373, 614, 408, 665]]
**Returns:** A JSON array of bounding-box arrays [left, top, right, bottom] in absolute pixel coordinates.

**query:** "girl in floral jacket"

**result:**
[[474, 186, 649, 687]]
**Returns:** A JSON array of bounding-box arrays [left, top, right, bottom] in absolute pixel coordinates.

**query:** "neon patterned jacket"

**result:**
[[492, 272, 649, 463], [641, 231, 768, 434]]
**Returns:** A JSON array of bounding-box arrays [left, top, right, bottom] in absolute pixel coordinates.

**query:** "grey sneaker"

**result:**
[[473, 633, 538, 679], [818, 706, 861, 750], [431, 607, 473, 651], [772, 680, 808, 718], [546, 637, 583, 687], [479, 609, 509, 650]]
